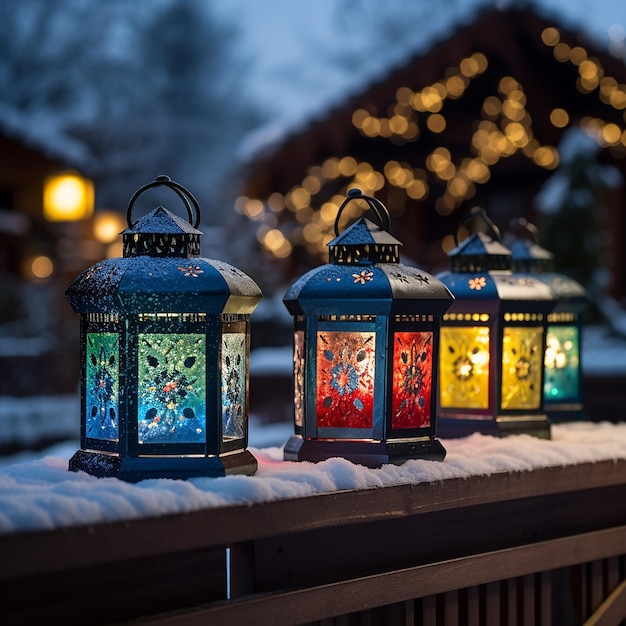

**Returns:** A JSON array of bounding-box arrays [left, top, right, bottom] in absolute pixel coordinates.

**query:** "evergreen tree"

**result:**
[[0, 0, 263, 222], [536, 128, 621, 316]]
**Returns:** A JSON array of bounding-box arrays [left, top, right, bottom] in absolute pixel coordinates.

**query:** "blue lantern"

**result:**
[[66, 176, 262, 481], [283, 189, 454, 467], [505, 218, 587, 422], [436, 208, 556, 439]]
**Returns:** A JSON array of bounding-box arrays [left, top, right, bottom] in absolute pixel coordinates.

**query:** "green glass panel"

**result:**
[[544, 325, 580, 402], [222, 333, 247, 441], [137, 333, 206, 445], [85, 333, 119, 441]]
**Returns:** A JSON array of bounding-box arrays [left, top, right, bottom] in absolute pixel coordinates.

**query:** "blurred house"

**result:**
[[0, 110, 95, 396], [239, 5, 626, 302]]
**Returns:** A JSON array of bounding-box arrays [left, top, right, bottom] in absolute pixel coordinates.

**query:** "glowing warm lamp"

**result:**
[[43, 172, 94, 222], [436, 208, 556, 439], [283, 189, 453, 467], [93, 211, 127, 244], [505, 219, 587, 422], [65, 176, 261, 481]]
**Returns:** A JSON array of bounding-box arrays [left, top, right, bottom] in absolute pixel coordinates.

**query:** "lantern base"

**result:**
[[69, 449, 258, 482], [545, 403, 587, 423], [437, 414, 551, 440], [284, 435, 446, 467]]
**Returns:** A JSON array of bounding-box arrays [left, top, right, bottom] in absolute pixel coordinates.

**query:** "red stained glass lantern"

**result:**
[[283, 190, 454, 467]]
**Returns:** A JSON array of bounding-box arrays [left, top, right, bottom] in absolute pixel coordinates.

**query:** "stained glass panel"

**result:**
[[222, 333, 247, 441], [316, 330, 375, 428], [85, 333, 119, 441], [439, 326, 490, 409], [501, 326, 543, 410], [392, 332, 433, 429], [544, 325, 580, 402], [294, 331, 305, 428], [137, 333, 206, 444]]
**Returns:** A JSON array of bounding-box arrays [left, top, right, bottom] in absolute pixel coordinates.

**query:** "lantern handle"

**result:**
[[334, 189, 391, 237], [454, 207, 501, 246], [507, 217, 539, 242], [126, 175, 201, 229]]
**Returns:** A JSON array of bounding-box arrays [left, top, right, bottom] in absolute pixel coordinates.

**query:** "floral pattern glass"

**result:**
[[222, 333, 247, 441], [137, 333, 206, 444], [294, 331, 305, 428], [85, 333, 119, 441], [544, 325, 580, 402], [439, 326, 490, 409], [391, 331, 433, 429], [501, 326, 543, 410], [316, 330, 375, 428]]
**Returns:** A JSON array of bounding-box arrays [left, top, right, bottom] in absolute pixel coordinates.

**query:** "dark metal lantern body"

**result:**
[[436, 209, 556, 440], [66, 176, 261, 481], [505, 221, 587, 422], [283, 190, 453, 467]]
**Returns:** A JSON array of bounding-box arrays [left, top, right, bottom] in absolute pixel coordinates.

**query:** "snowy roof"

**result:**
[[0, 102, 90, 170]]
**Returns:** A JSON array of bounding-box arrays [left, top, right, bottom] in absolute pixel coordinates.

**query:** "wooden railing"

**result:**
[[2, 459, 626, 625]]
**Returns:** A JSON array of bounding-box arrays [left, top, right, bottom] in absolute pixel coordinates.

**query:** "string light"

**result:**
[[243, 26, 626, 261]]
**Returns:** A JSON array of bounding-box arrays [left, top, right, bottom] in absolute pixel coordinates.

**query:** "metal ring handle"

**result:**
[[334, 188, 391, 237], [126, 175, 201, 229], [454, 206, 502, 246], [507, 217, 538, 242]]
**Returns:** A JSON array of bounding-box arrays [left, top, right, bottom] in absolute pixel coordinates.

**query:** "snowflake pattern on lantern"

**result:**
[[221, 333, 247, 441], [316, 331, 375, 428], [177, 264, 204, 277], [501, 326, 543, 410], [352, 270, 374, 284], [391, 332, 433, 429], [85, 333, 119, 441], [469, 276, 487, 290], [137, 333, 206, 444]]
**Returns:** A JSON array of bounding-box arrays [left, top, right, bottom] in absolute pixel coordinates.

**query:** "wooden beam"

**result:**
[[138, 526, 626, 626], [584, 579, 626, 626], [3, 458, 626, 581]]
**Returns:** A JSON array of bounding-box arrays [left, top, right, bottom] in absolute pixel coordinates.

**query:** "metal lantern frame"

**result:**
[[66, 176, 261, 481], [436, 208, 556, 440], [505, 219, 587, 422], [283, 189, 454, 467]]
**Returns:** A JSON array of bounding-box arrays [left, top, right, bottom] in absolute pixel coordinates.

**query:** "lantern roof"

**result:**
[[66, 176, 262, 315], [449, 231, 511, 272], [66, 256, 261, 315], [285, 191, 453, 316], [437, 269, 556, 314], [504, 222, 587, 310], [330, 216, 402, 247], [122, 206, 203, 236]]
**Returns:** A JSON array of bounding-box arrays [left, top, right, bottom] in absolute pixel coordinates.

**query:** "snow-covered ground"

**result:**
[[0, 421, 625, 535]]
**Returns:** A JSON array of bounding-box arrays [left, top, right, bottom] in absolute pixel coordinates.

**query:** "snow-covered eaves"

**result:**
[[0, 102, 90, 171]]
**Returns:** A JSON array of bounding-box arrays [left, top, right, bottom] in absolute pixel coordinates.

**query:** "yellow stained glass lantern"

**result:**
[[505, 219, 588, 422], [283, 190, 454, 467], [436, 208, 556, 439]]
